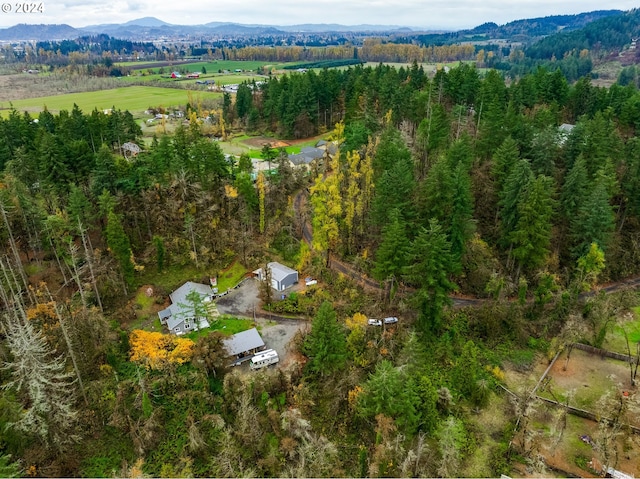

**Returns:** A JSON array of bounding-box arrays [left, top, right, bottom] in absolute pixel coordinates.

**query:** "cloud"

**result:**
[[0, 0, 638, 29]]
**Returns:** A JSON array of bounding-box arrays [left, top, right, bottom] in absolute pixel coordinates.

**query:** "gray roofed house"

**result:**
[[254, 262, 299, 291], [158, 281, 215, 335], [558, 123, 575, 145], [559, 123, 575, 134], [325, 142, 339, 156], [224, 327, 265, 358], [288, 146, 325, 169]]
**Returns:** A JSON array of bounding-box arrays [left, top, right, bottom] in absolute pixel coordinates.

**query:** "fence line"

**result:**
[[535, 396, 640, 435], [572, 342, 636, 363]]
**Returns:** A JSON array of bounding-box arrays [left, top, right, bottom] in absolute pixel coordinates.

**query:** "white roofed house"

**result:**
[[254, 262, 299, 291], [158, 281, 217, 335]]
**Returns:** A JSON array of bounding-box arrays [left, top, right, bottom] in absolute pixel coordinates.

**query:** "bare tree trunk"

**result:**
[[55, 302, 89, 406], [78, 220, 103, 312], [47, 233, 69, 285], [0, 201, 33, 302], [68, 241, 88, 310]]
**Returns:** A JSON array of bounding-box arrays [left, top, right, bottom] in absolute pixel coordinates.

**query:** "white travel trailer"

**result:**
[[250, 349, 280, 370]]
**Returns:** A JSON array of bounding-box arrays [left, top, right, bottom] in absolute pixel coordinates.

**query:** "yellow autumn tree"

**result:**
[[129, 330, 195, 370], [169, 337, 196, 365], [346, 312, 370, 367], [310, 145, 343, 265], [345, 312, 368, 331], [257, 172, 266, 234]]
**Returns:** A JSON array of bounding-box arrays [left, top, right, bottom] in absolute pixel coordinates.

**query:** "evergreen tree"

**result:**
[[417, 155, 453, 225], [621, 138, 640, 220], [236, 83, 253, 120], [153, 235, 165, 272], [415, 374, 439, 433], [415, 103, 450, 177], [67, 184, 94, 228], [303, 301, 347, 377], [491, 137, 520, 195], [530, 126, 559, 177], [37, 131, 70, 194], [373, 209, 410, 285], [449, 161, 475, 269], [2, 308, 78, 446], [561, 154, 589, 221], [498, 158, 533, 244], [0, 454, 21, 478], [571, 177, 615, 257], [509, 175, 556, 273], [91, 144, 118, 197], [105, 210, 135, 289], [357, 360, 419, 433], [404, 219, 456, 333]]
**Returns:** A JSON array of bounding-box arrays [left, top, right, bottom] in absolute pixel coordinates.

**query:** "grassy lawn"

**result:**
[[215, 261, 249, 293], [2, 85, 221, 115], [137, 261, 246, 295], [186, 316, 255, 340], [136, 264, 206, 291], [244, 137, 324, 158], [603, 307, 640, 354]]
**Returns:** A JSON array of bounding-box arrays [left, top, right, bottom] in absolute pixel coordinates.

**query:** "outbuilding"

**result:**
[[254, 262, 299, 291], [224, 328, 266, 360]]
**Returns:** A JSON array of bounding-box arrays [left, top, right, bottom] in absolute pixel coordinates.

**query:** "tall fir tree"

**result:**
[[509, 175, 556, 274], [571, 177, 615, 257], [105, 210, 135, 289], [303, 301, 347, 377], [373, 209, 410, 284], [404, 219, 456, 333], [498, 158, 533, 245]]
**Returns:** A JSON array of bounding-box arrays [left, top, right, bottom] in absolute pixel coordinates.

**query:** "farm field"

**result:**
[[124, 59, 294, 74], [1, 85, 221, 115]]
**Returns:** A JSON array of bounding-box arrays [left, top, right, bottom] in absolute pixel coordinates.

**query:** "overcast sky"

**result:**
[[0, 0, 637, 29]]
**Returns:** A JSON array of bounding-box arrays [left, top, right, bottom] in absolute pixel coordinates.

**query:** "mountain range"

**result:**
[[0, 10, 626, 42], [0, 17, 419, 41]]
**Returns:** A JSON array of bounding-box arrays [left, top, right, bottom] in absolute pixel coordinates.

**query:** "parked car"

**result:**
[[367, 318, 382, 326], [384, 316, 398, 324]]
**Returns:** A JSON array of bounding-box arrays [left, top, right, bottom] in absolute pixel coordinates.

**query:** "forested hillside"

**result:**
[[1, 59, 640, 476], [405, 10, 623, 46], [526, 8, 640, 60]]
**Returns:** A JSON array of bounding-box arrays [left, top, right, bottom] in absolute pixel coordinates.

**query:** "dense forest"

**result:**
[[1, 57, 640, 476]]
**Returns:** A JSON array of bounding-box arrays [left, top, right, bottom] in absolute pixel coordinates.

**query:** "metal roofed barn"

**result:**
[[224, 327, 266, 358]]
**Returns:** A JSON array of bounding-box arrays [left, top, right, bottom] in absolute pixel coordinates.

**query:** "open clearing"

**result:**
[[1, 85, 221, 115], [505, 344, 640, 477]]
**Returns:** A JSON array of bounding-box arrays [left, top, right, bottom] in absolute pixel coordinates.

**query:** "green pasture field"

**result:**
[[125, 59, 292, 74], [1, 86, 222, 116]]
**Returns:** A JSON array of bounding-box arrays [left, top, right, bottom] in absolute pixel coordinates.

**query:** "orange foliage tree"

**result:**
[[129, 330, 195, 370]]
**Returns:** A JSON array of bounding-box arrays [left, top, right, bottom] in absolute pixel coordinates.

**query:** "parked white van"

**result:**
[[250, 349, 280, 370]]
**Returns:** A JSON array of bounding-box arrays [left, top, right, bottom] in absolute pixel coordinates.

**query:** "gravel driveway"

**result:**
[[216, 277, 262, 317], [216, 278, 308, 368]]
